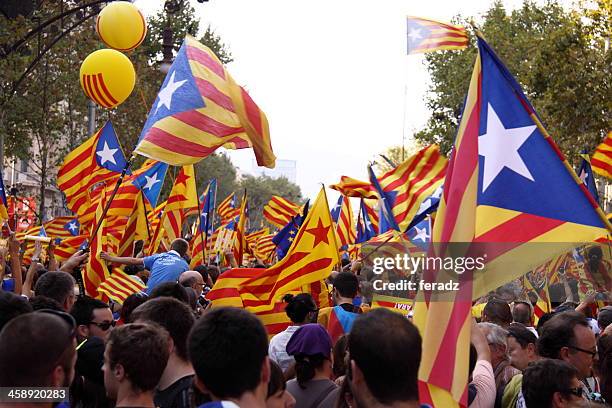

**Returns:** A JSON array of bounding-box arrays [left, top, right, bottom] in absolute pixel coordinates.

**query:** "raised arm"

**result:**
[[47, 240, 58, 272], [100, 252, 145, 266], [8, 233, 23, 295]]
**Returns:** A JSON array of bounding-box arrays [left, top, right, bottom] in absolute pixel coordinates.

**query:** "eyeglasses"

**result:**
[[567, 345, 597, 358], [88, 320, 117, 331], [561, 387, 584, 398]]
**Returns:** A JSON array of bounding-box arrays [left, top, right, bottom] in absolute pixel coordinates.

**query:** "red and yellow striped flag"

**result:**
[[135, 36, 275, 168], [329, 176, 378, 199], [238, 188, 339, 313], [83, 187, 111, 298], [117, 196, 148, 258], [54, 235, 88, 262], [591, 131, 612, 179], [263, 195, 301, 228], [98, 270, 146, 304], [254, 233, 276, 262], [232, 196, 248, 265], [407, 16, 469, 55], [217, 193, 235, 221], [334, 196, 356, 248]]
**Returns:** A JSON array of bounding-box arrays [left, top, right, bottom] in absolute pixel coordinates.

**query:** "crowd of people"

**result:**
[[0, 236, 611, 408]]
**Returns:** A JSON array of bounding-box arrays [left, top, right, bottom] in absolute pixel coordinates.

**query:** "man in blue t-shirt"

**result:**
[[101, 238, 190, 294]]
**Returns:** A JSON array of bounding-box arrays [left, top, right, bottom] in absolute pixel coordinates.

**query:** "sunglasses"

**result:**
[[89, 320, 117, 331], [561, 387, 584, 398]]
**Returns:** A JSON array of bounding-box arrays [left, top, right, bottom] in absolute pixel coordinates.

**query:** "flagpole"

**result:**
[[197, 187, 206, 267], [204, 181, 217, 266]]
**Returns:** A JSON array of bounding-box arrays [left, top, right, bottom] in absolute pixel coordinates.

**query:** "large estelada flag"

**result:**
[[407, 16, 469, 55], [415, 35, 611, 407], [238, 188, 339, 313], [135, 36, 275, 168], [57, 121, 127, 215]]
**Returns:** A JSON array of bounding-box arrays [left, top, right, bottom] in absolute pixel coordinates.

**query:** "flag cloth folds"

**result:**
[[263, 195, 301, 228], [217, 193, 236, 221], [577, 152, 600, 203], [331, 195, 356, 248], [98, 270, 146, 304], [329, 176, 378, 199], [407, 16, 469, 55], [415, 35, 611, 407], [368, 144, 447, 232], [57, 121, 127, 215], [135, 35, 275, 168], [117, 196, 148, 258], [238, 188, 339, 313], [231, 195, 248, 265], [591, 131, 612, 179], [132, 161, 169, 207], [356, 199, 377, 244], [191, 179, 217, 267], [83, 187, 111, 298]]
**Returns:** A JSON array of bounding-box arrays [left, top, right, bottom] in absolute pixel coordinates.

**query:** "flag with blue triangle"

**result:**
[[132, 162, 169, 207]]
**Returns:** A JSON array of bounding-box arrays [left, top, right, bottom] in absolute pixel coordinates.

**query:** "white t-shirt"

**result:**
[[268, 325, 300, 372]]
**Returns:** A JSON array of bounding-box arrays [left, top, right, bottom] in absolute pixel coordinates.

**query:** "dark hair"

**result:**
[[348, 308, 421, 404], [207, 265, 220, 284], [283, 293, 316, 324], [507, 322, 537, 348], [120, 292, 148, 323], [0, 313, 75, 386], [188, 307, 268, 399], [29, 296, 63, 312], [598, 306, 612, 331], [107, 323, 169, 392], [130, 297, 194, 361], [295, 354, 326, 388], [536, 312, 555, 335], [124, 264, 145, 275], [150, 282, 189, 304], [537, 311, 590, 358], [333, 334, 349, 379], [598, 334, 612, 404], [193, 265, 210, 283], [0, 291, 33, 331], [333, 272, 359, 298], [512, 301, 532, 325], [184, 287, 198, 310], [34, 271, 75, 305], [522, 359, 578, 408], [267, 360, 286, 398], [70, 296, 109, 326], [469, 343, 477, 376], [483, 298, 512, 327], [170, 238, 189, 257]]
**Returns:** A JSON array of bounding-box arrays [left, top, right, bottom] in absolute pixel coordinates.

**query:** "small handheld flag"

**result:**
[[407, 16, 469, 55]]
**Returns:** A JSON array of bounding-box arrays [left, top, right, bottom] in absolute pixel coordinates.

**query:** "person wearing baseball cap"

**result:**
[[285, 324, 336, 408]]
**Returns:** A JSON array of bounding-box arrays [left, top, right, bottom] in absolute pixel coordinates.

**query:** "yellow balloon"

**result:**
[[96, 1, 147, 51], [79, 49, 135, 109]]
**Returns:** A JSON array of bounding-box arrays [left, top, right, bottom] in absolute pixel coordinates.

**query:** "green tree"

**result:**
[[374, 141, 425, 173], [415, 0, 611, 163], [237, 175, 303, 229]]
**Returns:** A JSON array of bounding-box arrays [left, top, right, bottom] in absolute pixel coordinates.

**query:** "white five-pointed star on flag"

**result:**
[[96, 141, 118, 166], [579, 170, 588, 184], [143, 173, 162, 191], [478, 103, 536, 193], [408, 28, 423, 42], [67, 222, 78, 232], [412, 226, 430, 242], [417, 198, 432, 214], [156, 71, 187, 113]]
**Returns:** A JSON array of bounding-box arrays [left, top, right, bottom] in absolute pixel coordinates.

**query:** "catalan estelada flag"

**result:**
[[98, 270, 146, 304], [356, 199, 377, 244], [231, 194, 248, 265], [407, 16, 469, 55], [54, 235, 87, 262], [254, 233, 276, 262], [591, 131, 612, 179], [263, 195, 301, 228], [577, 152, 599, 203], [369, 144, 447, 232], [0, 172, 8, 220], [135, 36, 275, 168], [371, 294, 413, 316], [191, 179, 217, 267], [238, 188, 339, 313], [83, 186, 110, 298], [329, 176, 378, 199], [330, 195, 356, 248], [57, 121, 127, 215], [217, 193, 236, 221], [414, 35, 611, 407]]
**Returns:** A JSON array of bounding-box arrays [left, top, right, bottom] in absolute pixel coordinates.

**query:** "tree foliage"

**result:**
[[374, 141, 425, 173], [415, 0, 611, 163]]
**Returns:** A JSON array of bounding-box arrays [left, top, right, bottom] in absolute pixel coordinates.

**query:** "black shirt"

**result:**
[[154, 375, 194, 408]]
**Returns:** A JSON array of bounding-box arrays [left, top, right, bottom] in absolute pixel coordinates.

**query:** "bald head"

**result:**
[[179, 271, 205, 297]]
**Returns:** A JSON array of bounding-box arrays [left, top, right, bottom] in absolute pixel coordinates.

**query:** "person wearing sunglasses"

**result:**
[[538, 311, 600, 402], [522, 359, 586, 408], [71, 296, 116, 342], [0, 309, 78, 406]]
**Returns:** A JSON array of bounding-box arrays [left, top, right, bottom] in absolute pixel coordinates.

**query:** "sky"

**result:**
[[134, 0, 565, 202]]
